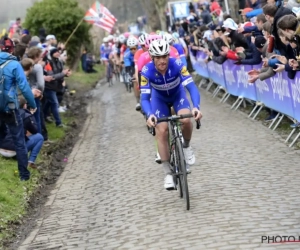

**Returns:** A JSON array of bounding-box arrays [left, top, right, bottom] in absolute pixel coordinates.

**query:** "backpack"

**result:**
[[0, 60, 12, 112]]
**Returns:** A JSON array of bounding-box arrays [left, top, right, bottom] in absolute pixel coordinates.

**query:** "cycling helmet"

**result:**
[[113, 36, 119, 43], [124, 32, 131, 38], [103, 37, 109, 43], [163, 33, 174, 45], [148, 39, 170, 57], [119, 34, 126, 44], [145, 34, 162, 48], [107, 35, 114, 41], [138, 33, 148, 45], [127, 36, 138, 47], [172, 32, 179, 39]]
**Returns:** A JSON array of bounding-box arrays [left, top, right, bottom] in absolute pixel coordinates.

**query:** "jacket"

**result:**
[[45, 56, 65, 92], [240, 43, 262, 65], [0, 52, 36, 112], [27, 64, 45, 92]]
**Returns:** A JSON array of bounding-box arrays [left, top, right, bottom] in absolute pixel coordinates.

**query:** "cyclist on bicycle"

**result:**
[[164, 33, 188, 67], [124, 36, 138, 90], [133, 33, 148, 111], [140, 39, 202, 190], [100, 37, 113, 82]]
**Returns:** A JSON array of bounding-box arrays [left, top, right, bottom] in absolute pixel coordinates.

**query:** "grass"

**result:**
[[0, 63, 104, 247]]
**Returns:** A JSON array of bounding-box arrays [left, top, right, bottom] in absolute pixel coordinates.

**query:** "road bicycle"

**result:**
[[149, 112, 201, 210]]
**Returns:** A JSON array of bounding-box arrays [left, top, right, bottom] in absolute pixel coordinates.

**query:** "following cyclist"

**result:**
[[133, 33, 148, 111], [164, 33, 188, 67], [100, 37, 112, 82], [140, 39, 202, 190], [123, 36, 138, 91]]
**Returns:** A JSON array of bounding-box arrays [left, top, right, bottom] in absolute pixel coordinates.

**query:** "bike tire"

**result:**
[[175, 137, 190, 210]]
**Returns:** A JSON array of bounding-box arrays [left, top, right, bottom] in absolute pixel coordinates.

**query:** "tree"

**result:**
[[140, 0, 167, 31], [24, 0, 91, 69]]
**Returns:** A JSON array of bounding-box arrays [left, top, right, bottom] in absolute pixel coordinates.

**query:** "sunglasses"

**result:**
[[130, 47, 137, 51]]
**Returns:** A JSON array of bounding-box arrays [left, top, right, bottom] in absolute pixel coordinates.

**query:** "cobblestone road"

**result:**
[[18, 80, 300, 250]]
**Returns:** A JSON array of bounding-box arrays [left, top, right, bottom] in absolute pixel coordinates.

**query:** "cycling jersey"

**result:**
[[140, 58, 200, 118], [100, 44, 112, 60], [134, 48, 144, 65], [120, 44, 127, 56], [123, 48, 134, 67], [137, 46, 180, 72], [173, 43, 187, 66]]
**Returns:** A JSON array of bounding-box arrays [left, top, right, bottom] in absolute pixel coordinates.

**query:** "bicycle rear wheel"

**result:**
[[175, 137, 190, 210]]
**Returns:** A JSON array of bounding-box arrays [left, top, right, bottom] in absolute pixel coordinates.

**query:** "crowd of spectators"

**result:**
[[167, 0, 300, 126], [0, 18, 73, 181]]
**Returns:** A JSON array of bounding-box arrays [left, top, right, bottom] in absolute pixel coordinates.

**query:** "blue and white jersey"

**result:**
[[123, 48, 134, 67], [140, 58, 200, 117], [100, 44, 112, 60]]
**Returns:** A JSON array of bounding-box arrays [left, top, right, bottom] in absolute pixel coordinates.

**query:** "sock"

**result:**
[[162, 161, 171, 175], [183, 139, 190, 148]]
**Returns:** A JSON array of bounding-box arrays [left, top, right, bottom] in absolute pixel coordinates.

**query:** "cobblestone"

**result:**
[[18, 82, 300, 250]]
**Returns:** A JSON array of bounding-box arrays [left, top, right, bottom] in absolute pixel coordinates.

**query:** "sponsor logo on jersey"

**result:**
[[141, 75, 148, 86], [180, 66, 190, 76]]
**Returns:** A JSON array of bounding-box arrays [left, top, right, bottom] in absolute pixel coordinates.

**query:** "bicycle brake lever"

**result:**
[[194, 111, 201, 129]]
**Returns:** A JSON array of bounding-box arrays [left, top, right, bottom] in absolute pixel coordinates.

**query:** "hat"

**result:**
[[0, 37, 15, 53], [255, 36, 267, 49], [222, 18, 238, 30], [241, 8, 253, 15], [28, 41, 39, 48], [46, 35, 56, 41], [22, 29, 30, 35], [50, 48, 59, 57]]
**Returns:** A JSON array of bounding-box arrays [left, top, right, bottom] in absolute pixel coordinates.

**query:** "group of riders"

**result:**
[[100, 31, 203, 190]]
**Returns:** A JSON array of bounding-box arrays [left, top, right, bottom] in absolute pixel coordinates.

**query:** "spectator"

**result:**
[[43, 48, 70, 127], [0, 37, 37, 181], [26, 47, 45, 134], [0, 97, 44, 169]]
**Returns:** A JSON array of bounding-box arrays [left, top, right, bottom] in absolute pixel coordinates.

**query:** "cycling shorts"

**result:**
[[151, 88, 191, 121]]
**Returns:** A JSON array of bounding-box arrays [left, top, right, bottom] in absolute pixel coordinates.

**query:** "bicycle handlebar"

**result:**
[[149, 112, 201, 136]]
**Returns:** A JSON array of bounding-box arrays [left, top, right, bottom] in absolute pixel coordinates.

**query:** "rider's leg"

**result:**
[[134, 69, 141, 110], [173, 92, 195, 165]]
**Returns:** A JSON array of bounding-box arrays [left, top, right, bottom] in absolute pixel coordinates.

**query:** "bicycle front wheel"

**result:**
[[176, 137, 190, 210]]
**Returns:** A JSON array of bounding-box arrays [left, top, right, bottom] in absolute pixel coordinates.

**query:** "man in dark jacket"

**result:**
[[43, 48, 70, 127]]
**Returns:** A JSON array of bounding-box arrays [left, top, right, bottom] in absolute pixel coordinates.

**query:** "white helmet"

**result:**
[[127, 36, 138, 47], [119, 34, 126, 44], [149, 39, 170, 57], [107, 35, 114, 41], [163, 33, 174, 45], [103, 37, 109, 43], [113, 36, 119, 43], [138, 33, 148, 45]]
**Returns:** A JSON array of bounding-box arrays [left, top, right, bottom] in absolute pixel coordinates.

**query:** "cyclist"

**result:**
[[100, 37, 113, 82], [133, 33, 148, 111], [111, 37, 121, 76], [123, 36, 138, 90], [165, 33, 188, 67], [140, 39, 202, 190]]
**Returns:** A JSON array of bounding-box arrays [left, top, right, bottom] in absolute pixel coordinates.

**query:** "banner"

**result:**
[[222, 60, 239, 96], [172, 2, 190, 19], [192, 51, 209, 79], [290, 72, 300, 121], [207, 60, 226, 88]]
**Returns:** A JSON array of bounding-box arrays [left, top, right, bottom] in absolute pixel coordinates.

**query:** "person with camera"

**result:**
[[43, 48, 71, 127], [0, 37, 37, 181]]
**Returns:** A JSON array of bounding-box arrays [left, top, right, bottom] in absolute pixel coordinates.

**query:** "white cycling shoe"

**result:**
[[164, 174, 175, 190], [183, 146, 195, 165]]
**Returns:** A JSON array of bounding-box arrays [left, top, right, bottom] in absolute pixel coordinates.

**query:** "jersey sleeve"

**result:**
[[175, 59, 201, 109], [140, 67, 152, 117]]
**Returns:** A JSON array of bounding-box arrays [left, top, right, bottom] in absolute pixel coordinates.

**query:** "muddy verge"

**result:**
[[4, 79, 104, 250]]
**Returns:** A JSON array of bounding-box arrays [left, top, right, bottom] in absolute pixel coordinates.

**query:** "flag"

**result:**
[[84, 1, 117, 33]]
